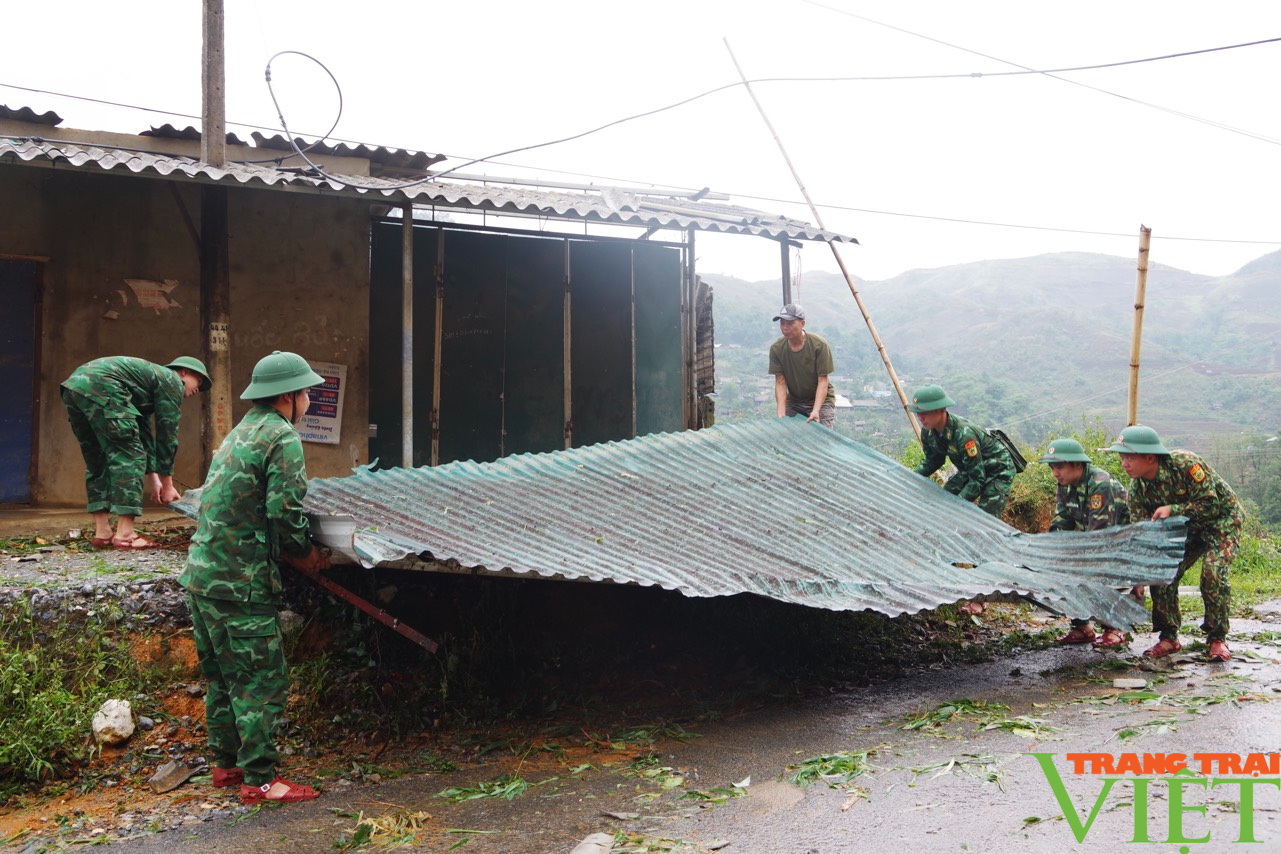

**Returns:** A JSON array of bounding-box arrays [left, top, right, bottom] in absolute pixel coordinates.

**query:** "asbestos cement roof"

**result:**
[[0, 135, 853, 243], [298, 419, 1185, 631]]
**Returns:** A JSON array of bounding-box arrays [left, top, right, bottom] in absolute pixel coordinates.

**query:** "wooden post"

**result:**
[[724, 39, 918, 439], [1128, 226, 1152, 426]]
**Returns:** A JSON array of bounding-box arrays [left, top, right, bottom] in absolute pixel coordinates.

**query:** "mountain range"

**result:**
[[704, 249, 1281, 448]]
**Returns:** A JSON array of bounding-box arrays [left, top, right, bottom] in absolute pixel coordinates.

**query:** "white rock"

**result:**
[[92, 699, 135, 745], [1112, 678, 1149, 689]]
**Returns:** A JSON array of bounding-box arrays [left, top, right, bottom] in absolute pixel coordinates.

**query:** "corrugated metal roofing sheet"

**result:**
[[299, 419, 1185, 631], [0, 136, 854, 243]]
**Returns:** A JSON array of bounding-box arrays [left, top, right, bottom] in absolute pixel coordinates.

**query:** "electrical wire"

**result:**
[[6, 27, 1281, 242], [803, 1, 1281, 147], [258, 33, 1281, 188], [438, 33, 1281, 173]]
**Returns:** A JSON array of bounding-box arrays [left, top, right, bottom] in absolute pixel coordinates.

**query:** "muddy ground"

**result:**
[[4, 512, 1281, 853]]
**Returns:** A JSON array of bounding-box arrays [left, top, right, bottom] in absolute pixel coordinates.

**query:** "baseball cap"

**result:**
[[772, 303, 805, 322]]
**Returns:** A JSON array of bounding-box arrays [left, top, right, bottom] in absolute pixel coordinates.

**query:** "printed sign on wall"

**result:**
[[298, 361, 346, 444]]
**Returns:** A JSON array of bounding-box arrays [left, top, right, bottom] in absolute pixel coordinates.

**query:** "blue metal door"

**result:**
[[0, 260, 37, 502]]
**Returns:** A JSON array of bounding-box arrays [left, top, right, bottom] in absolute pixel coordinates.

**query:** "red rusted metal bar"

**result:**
[[294, 567, 439, 653]]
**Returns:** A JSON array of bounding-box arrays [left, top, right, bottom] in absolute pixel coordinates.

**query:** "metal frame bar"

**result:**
[[294, 566, 439, 653]]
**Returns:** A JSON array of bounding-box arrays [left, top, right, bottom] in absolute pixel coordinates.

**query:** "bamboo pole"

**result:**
[[1127, 226, 1152, 426], [723, 39, 919, 439]]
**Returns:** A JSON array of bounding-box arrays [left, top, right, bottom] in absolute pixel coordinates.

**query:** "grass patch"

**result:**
[[0, 599, 178, 799], [1170, 529, 1281, 615]]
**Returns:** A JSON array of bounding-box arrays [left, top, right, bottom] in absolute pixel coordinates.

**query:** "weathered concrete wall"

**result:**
[[225, 190, 370, 479], [0, 165, 370, 507]]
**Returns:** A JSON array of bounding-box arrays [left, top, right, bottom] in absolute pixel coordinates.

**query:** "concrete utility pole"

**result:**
[[200, 0, 232, 464], [201, 0, 226, 168]]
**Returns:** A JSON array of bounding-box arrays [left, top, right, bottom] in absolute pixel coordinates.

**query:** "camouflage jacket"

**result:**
[[1049, 463, 1130, 532], [60, 356, 184, 475], [915, 413, 1015, 502], [179, 406, 314, 604], [1127, 450, 1244, 540]]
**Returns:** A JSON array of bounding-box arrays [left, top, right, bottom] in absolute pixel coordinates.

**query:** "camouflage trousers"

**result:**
[[60, 388, 146, 517], [188, 593, 288, 786], [945, 471, 1013, 518], [1151, 525, 1242, 643]]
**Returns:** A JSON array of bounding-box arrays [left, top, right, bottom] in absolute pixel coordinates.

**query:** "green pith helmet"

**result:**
[[906, 385, 955, 413], [165, 356, 211, 392], [1105, 424, 1171, 455], [240, 350, 324, 400], [1039, 438, 1091, 464]]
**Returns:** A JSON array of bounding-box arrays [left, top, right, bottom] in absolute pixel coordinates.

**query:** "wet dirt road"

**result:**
[[67, 619, 1281, 854]]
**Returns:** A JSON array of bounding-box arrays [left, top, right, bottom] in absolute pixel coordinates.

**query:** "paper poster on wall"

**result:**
[[298, 361, 346, 444]]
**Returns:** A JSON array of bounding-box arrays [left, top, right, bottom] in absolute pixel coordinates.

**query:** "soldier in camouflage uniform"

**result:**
[[60, 355, 210, 549], [180, 351, 329, 803], [1040, 439, 1134, 648], [908, 385, 1016, 517], [1106, 424, 1244, 663]]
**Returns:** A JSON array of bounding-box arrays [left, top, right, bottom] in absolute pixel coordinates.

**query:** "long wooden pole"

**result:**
[[723, 39, 919, 439], [1127, 226, 1152, 426]]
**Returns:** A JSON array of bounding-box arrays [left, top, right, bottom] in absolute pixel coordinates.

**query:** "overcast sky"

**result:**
[[5, 1, 1280, 284]]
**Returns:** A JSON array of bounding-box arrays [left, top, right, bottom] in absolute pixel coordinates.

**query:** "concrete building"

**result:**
[[0, 106, 852, 506]]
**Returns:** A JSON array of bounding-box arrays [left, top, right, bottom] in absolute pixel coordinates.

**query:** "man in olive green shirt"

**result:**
[[768, 303, 836, 427]]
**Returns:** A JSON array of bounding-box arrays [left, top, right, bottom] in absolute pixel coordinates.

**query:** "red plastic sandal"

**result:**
[[90, 536, 114, 550], [1142, 638, 1183, 658], [1208, 640, 1231, 662], [1056, 626, 1096, 645], [240, 777, 320, 804], [112, 534, 161, 550], [1092, 628, 1129, 648]]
